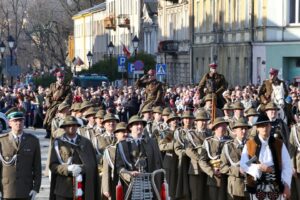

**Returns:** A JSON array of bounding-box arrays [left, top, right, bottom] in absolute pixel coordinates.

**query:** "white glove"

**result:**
[[29, 190, 37, 200], [68, 164, 82, 177], [0, 191, 2, 198]]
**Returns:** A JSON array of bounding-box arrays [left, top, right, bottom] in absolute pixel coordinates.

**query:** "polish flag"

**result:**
[[122, 43, 131, 58]]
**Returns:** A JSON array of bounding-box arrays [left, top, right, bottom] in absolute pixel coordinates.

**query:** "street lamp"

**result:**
[[0, 41, 5, 86], [132, 35, 139, 59], [86, 51, 93, 70]]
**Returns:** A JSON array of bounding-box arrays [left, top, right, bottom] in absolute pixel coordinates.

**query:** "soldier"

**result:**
[[201, 94, 224, 119], [43, 71, 72, 138], [136, 69, 165, 114], [229, 102, 246, 138], [245, 108, 259, 139], [199, 117, 231, 200], [174, 110, 195, 199], [0, 110, 41, 199], [94, 109, 106, 135], [150, 106, 164, 140], [77, 107, 98, 140], [73, 103, 85, 127], [141, 104, 154, 138], [222, 103, 233, 122], [102, 122, 127, 200], [49, 116, 100, 200], [115, 115, 163, 196], [185, 110, 211, 200], [198, 63, 228, 109], [264, 102, 289, 147], [162, 107, 172, 124], [258, 68, 288, 106], [289, 119, 300, 200], [159, 113, 180, 200], [220, 118, 250, 200], [96, 113, 119, 152], [240, 114, 292, 200]]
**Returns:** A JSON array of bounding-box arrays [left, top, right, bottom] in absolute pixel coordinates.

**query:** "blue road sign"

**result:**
[[156, 64, 167, 75], [128, 63, 135, 74], [118, 56, 127, 66]]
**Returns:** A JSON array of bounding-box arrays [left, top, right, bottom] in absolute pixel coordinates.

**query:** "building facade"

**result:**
[[193, 0, 300, 87], [157, 0, 192, 85]]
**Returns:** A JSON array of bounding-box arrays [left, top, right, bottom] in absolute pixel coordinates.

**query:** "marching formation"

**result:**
[[0, 63, 299, 200]]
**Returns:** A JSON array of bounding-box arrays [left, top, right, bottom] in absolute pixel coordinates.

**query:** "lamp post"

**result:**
[[86, 51, 93, 70], [0, 41, 5, 86], [132, 35, 139, 59], [8, 35, 15, 87]]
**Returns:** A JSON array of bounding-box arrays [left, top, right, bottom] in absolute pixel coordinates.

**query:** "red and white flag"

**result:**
[[122, 43, 131, 58]]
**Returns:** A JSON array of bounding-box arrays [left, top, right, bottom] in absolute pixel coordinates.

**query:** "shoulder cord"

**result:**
[[204, 139, 219, 160], [224, 143, 240, 167], [117, 142, 133, 170], [54, 140, 73, 165], [174, 128, 184, 146], [186, 130, 197, 148], [85, 129, 91, 140], [104, 147, 115, 178], [0, 153, 17, 166]]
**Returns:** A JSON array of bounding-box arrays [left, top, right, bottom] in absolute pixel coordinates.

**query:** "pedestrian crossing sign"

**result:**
[[156, 64, 166, 75]]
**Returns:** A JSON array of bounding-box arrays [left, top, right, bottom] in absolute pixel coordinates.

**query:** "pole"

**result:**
[[11, 76, 13, 88], [88, 61, 91, 70], [1, 53, 3, 87], [10, 49, 13, 66]]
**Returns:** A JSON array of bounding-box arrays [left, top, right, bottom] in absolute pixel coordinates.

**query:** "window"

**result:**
[[196, 1, 200, 32], [290, 0, 300, 23]]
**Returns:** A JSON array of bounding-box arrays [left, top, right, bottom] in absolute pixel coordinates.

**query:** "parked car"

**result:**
[[0, 112, 9, 133]]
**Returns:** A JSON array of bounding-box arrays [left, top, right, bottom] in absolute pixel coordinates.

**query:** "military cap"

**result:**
[[102, 113, 119, 124], [195, 110, 210, 121], [166, 112, 180, 123], [56, 71, 64, 77], [84, 107, 98, 118], [269, 68, 279, 75], [6, 111, 24, 120], [209, 62, 218, 69], [232, 118, 251, 129], [162, 107, 172, 116], [222, 103, 233, 110], [254, 114, 270, 126], [181, 110, 195, 119], [80, 101, 94, 111], [70, 103, 76, 112], [245, 108, 259, 117], [141, 104, 153, 113], [264, 102, 279, 111], [60, 116, 80, 128], [204, 94, 214, 102], [114, 122, 127, 134], [73, 103, 82, 112], [127, 115, 146, 130], [232, 101, 244, 110], [211, 117, 229, 130], [152, 106, 163, 114], [58, 102, 70, 112], [95, 109, 106, 119]]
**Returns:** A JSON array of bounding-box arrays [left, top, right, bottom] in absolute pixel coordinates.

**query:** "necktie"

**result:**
[[71, 139, 75, 143], [16, 137, 20, 146]]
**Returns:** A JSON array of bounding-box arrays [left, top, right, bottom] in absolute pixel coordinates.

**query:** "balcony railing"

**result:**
[[104, 16, 116, 30], [118, 14, 130, 28]]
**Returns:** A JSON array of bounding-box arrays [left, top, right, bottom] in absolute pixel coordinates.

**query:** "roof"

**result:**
[[73, 2, 106, 18]]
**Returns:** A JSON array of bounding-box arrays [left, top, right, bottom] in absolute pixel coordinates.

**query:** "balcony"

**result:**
[[158, 40, 179, 53], [104, 16, 116, 30], [118, 14, 130, 28]]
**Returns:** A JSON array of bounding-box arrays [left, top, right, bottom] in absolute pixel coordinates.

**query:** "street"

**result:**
[[23, 128, 50, 200]]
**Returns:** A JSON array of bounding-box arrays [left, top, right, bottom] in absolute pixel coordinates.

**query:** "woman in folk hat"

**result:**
[[185, 110, 211, 200], [240, 114, 292, 200], [199, 117, 231, 200], [115, 115, 163, 196], [49, 116, 100, 200], [220, 118, 250, 200], [159, 113, 180, 199], [102, 122, 127, 200]]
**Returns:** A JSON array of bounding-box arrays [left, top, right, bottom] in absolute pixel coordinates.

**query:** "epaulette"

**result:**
[[225, 139, 234, 144], [205, 136, 214, 141], [0, 133, 9, 138]]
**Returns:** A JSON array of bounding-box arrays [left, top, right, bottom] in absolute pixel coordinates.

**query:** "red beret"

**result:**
[[269, 68, 279, 75], [209, 63, 218, 69]]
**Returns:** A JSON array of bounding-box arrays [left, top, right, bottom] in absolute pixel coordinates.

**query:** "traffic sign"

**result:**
[[128, 63, 135, 74], [118, 56, 127, 66], [156, 64, 167, 75], [118, 66, 126, 73], [134, 60, 144, 71]]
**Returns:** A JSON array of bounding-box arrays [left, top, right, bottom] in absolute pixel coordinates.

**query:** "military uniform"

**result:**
[[220, 139, 247, 200], [0, 132, 41, 199], [185, 128, 211, 200], [200, 135, 231, 200], [289, 124, 300, 200], [159, 129, 178, 200], [198, 72, 228, 109], [258, 78, 288, 105]]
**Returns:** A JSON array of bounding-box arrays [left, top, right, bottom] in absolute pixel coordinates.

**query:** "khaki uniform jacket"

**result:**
[[159, 129, 178, 198], [186, 129, 212, 175], [101, 144, 117, 199], [96, 132, 117, 153], [290, 124, 300, 173], [0, 132, 41, 199], [258, 78, 288, 104], [49, 134, 100, 200], [51, 116, 65, 139], [220, 139, 245, 197], [199, 135, 230, 186], [136, 79, 164, 106]]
